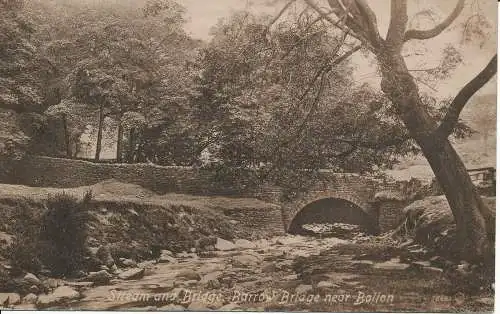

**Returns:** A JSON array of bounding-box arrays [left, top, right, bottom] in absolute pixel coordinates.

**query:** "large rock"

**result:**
[[23, 273, 41, 286], [295, 284, 313, 295], [160, 304, 186, 311], [317, 281, 339, 289], [118, 258, 137, 268], [87, 270, 113, 285], [215, 238, 236, 251], [176, 270, 201, 281], [44, 278, 63, 289], [234, 239, 257, 249], [219, 303, 243, 311], [158, 254, 177, 264], [200, 271, 222, 289], [0, 293, 21, 306], [64, 281, 94, 289], [37, 286, 80, 308], [118, 268, 145, 280], [96, 245, 115, 267], [373, 258, 410, 271], [283, 274, 298, 281], [476, 297, 494, 307], [187, 300, 210, 311], [29, 285, 40, 294], [232, 254, 263, 268], [261, 262, 276, 273], [22, 293, 38, 304], [422, 266, 444, 275], [351, 260, 375, 268], [411, 261, 432, 269]]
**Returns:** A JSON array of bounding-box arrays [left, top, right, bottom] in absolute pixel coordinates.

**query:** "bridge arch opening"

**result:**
[[287, 198, 379, 236]]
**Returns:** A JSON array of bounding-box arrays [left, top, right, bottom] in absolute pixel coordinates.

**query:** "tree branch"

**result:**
[[351, 0, 383, 48], [386, 0, 408, 49], [404, 0, 465, 42], [435, 54, 497, 139], [266, 0, 297, 31]]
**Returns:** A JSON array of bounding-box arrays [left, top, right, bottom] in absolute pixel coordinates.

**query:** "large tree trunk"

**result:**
[[421, 139, 493, 259], [127, 127, 136, 163], [116, 119, 124, 162], [378, 52, 493, 260], [62, 114, 71, 158], [95, 103, 105, 161]]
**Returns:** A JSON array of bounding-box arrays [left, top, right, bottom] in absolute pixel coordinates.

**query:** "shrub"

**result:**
[[9, 191, 93, 277], [8, 199, 44, 275], [38, 191, 93, 276]]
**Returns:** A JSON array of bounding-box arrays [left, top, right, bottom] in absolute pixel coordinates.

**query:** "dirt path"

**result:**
[[9, 235, 494, 312]]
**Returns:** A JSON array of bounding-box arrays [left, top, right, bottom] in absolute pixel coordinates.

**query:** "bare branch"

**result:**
[[303, 0, 373, 50], [270, 44, 362, 167], [404, 0, 465, 42], [267, 0, 297, 30], [435, 54, 497, 139]]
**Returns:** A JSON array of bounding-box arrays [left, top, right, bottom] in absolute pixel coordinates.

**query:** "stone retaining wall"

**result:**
[[3, 155, 420, 236], [7, 155, 213, 194]]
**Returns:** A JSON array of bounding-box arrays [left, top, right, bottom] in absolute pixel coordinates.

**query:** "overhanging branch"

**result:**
[[303, 0, 375, 51], [434, 54, 497, 139], [351, 0, 384, 48], [404, 0, 465, 42], [332, 135, 412, 149]]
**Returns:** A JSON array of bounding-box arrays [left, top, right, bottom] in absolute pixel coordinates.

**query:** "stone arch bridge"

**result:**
[[7, 156, 419, 236], [254, 171, 414, 235]]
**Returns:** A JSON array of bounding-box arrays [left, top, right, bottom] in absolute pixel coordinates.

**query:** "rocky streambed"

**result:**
[[1, 234, 494, 312]]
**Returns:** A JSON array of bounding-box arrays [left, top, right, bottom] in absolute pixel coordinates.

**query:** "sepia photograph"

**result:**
[[0, 0, 497, 312]]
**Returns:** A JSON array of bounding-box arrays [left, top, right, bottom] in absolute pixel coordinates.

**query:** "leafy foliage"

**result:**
[[0, 0, 53, 177], [189, 11, 419, 193], [9, 192, 93, 277]]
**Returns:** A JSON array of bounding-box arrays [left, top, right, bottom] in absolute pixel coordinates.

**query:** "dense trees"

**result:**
[[24, 0, 198, 161], [0, 0, 55, 175]]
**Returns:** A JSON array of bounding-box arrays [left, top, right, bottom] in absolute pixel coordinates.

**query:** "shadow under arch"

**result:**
[[287, 197, 379, 235]]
